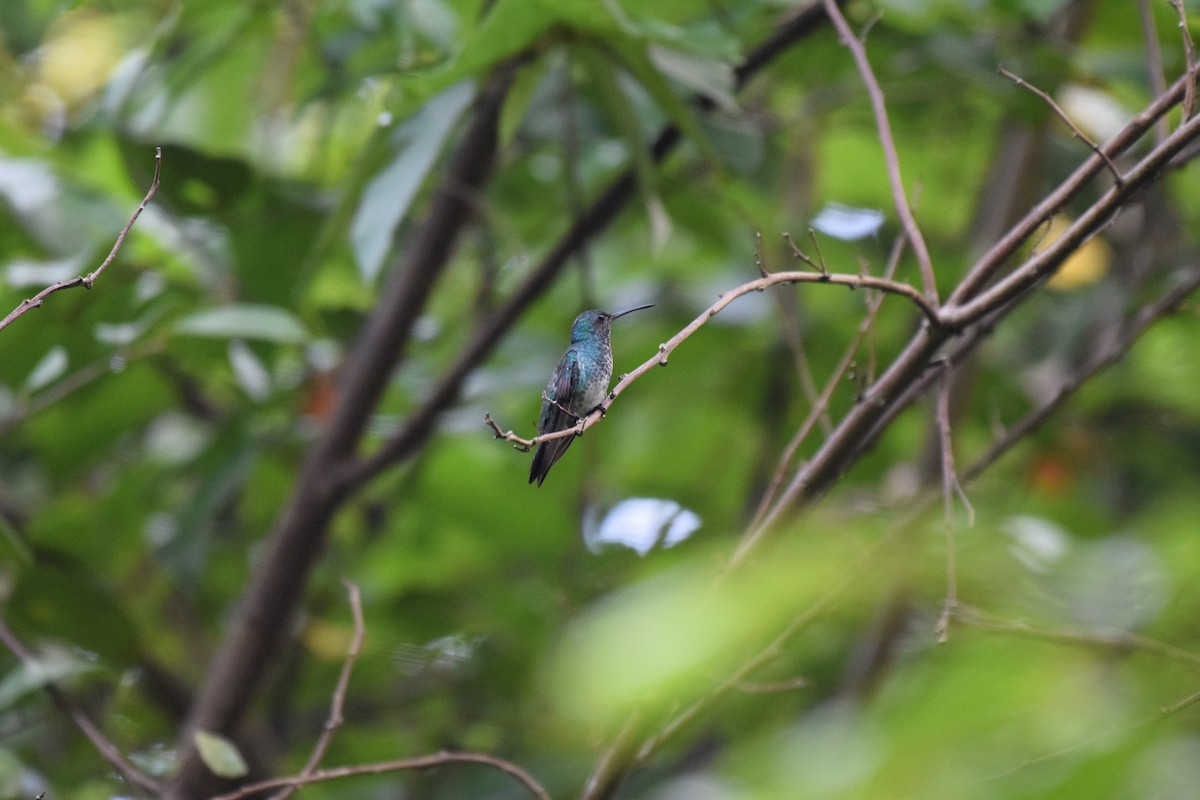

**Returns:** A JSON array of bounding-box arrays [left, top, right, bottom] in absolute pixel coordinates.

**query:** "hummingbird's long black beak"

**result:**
[[610, 303, 654, 320]]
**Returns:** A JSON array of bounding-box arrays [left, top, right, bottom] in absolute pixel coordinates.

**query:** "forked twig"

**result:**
[[0, 148, 162, 333], [998, 66, 1123, 184]]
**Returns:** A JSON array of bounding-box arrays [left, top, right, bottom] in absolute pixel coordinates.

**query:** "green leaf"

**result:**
[[24, 345, 68, 392], [576, 43, 672, 251], [351, 81, 476, 281], [194, 730, 248, 778], [7, 563, 141, 664], [606, 36, 720, 167], [0, 648, 102, 709], [174, 305, 309, 344]]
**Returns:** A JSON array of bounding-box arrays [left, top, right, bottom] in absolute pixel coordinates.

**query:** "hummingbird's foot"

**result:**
[[589, 403, 607, 419]]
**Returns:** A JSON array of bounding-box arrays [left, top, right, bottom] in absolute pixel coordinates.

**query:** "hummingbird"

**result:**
[[529, 304, 654, 486]]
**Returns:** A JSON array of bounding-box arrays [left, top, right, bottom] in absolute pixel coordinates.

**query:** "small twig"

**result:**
[[1169, 0, 1196, 123], [934, 361, 968, 643], [266, 580, 365, 800], [1162, 688, 1200, 716], [998, 66, 1124, 184], [768, 233, 832, 434], [207, 751, 553, 800], [782, 231, 825, 275], [0, 147, 162, 333], [484, 267, 944, 449], [734, 676, 811, 693], [1137, 0, 1170, 144], [754, 231, 768, 277], [963, 267, 1200, 483], [633, 539, 875, 768], [821, 0, 938, 302], [953, 606, 1200, 674], [746, 234, 908, 530], [0, 618, 162, 794]]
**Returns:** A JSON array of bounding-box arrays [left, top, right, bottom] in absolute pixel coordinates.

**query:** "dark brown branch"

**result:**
[[821, 0, 938, 302], [208, 751, 552, 800], [167, 62, 521, 800], [997, 65, 1123, 184], [0, 617, 162, 794], [0, 147, 161, 333]]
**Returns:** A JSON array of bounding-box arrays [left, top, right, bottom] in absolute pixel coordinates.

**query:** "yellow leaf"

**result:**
[[1034, 214, 1111, 291]]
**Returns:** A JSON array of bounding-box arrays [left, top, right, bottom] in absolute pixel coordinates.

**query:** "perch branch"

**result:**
[[484, 266, 943, 449], [0, 147, 161, 333]]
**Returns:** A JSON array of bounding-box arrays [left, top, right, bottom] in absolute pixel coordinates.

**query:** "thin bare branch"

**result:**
[[1170, 0, 1196, 123], [484, 267, 942, 451], [998, 65, 1123, 184], [951, 59, 1200, 306], [1138, 0, 1170, 144], [0, 618, 162, 794], [954, 606, 1200, 674], [821, 0, 938, 302], [208, 751, 552, 800], [963, 267, 1200, 483], [0, 147, 161, 333], [943, 106, 1200, 328], [747, 234, 908, 531], [736, 75, 1200, 565], [266, 581, 365, 800], [934, 361, 962, 642]]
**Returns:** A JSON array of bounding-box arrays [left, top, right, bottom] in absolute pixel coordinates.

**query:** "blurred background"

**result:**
[[2, 0, 1200, 798]]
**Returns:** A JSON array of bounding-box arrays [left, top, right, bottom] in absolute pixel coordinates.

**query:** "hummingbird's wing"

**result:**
[[529, 349, 581, 486]]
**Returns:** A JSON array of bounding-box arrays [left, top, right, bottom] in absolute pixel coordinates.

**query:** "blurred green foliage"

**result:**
[[2, 0, 1200, 798]]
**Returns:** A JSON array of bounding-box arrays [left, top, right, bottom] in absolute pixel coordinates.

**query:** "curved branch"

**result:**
[[266, 581, 365, 800], [483, 266, 941, 449], [0, 147, 161, 333], [207, 751, 552, 800], [821, 0, 937, 302]]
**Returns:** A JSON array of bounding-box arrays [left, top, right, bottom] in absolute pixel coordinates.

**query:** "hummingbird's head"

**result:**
[[570, 310, 610, 343], [569, 304, 654, 343]]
